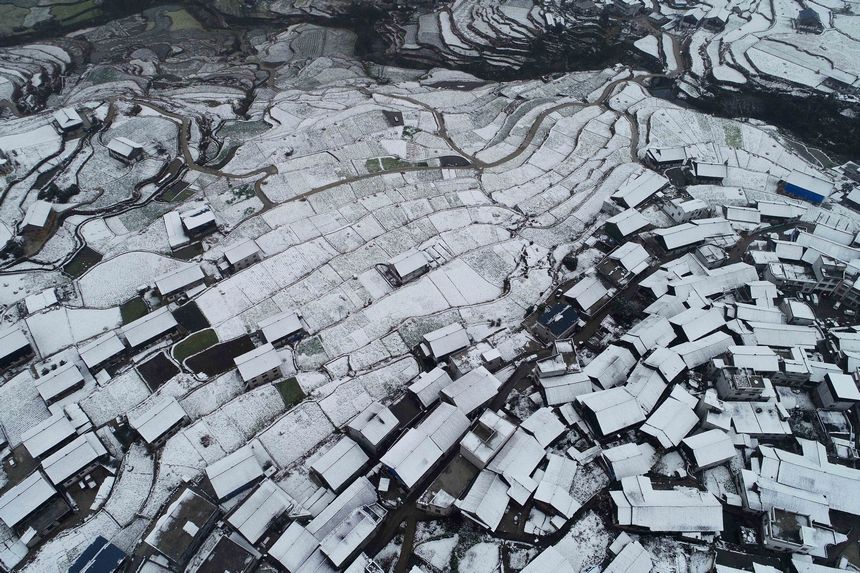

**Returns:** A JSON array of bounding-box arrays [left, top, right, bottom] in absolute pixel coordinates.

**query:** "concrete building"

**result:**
[[225, 239, 261, 272], [234, 343, 282, 388]]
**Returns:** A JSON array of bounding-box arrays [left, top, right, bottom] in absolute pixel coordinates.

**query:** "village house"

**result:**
[[121, 307, 179, 350], [224, 239, 262, 272], [34, 362, 85, 405], [41, 432, 108, 487], [345, 402, 400, 455], [0, 327, 34, 371], [419, 323, 470, 363], [205, 445, 266, 501], [310, 437, 370, 493], [154, 265, 205, 301], [21, 200, 56, 234], [107, 137, 144, 163], [258, 311, 305, 347], [387, 250, 430, 285], [128, 395, 188, 448], [51, 107, 84, 133], [234, 343, 282, 388], [144, 488, 219, 568], [78, 331, 126, 372]]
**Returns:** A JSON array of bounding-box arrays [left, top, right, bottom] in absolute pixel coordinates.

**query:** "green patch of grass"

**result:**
[[120, 297, 149, 324], [365, 156, 427, 173], [275, 377, 306, 408], [63, 246, 103, 278], [225, 184, 255, 205], [165, 8, 202, 31], [724, 124, 743, 149], [172, 329, 218, 362], [51, 0, 96, 22]]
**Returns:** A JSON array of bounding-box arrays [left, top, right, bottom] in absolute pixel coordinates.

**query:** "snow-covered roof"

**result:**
[[310, 437, 369, 493], [606, 209, 650, 237], [725, 205, 761, 225], [205, 445, 264, 500], [654, 218, 734, 251], [53, 107, 83, 130], [459, 409, 516, 467], [154, 265, 204, 297], [539, 371, 592, 406], [784, 170, 834, 199], [640, 395, 699, 449], [180, 206, 215, 232], [681, 429, 735, 469], [121, 307, 178, 348], [21, 413, 76, 459], [128, 395, 186, 444], [604, 540, 653, 573], [24, 288, 58, 315], [646, 147, 686, 164], [723, 400, 792, 437], [643, 347, 686, 381], [389, 250, 429, 279], [456, 470, 510, 531], [319, 504, 385, 567], [734, 303, 784, 324], [611, 169, 669, 208], [609, 242, 651, 275], [563, 275, 610, 314], [670, 306, 725, 342], [21, 200, 53, 229], [34, 362, 84, 403], [78, 331, 125, 370], [0, 472, 57, 528], [576, 387, 646, 436], [408, 367, 454, 407], [440, 366, 500, 414], [224, 239, 261, 266], [228, 479, 293, 544], [693, 161, 727, 179], [603, 442, 657, 478], [422, 323, 470, 359], [487, 429, 546, 484], [306, 476, 377, 540], [825, 373, 860, 402], [107, 136, 143, 158], [611, 475, 723, 532], [672, 331, 734, 368], [520, 547, 576, 573], [0, 328, 30, 358], [346, 402, 399, 448], [163, 211, 191, 250], [621, 315, 676, 357], [269, 522, 319, 572], [521, 407, 565, 448], [728, 345, 780, 373], [382, 403, 469, 489], [583, 344, 636, 389], [41, 432, 107, 485], [234, 343, 281, 382], [259, 311, 303, 344], [757, 201, 806, 219], [748, 322, 819, 348]]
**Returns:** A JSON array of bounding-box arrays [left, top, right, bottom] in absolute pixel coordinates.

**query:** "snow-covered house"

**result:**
[[224, 239, 261, 272], [440, 366, 500, 415], [121, 307, 179, 350], [408, 367, 454, 408], [234, 343, 282, 388], [52, 107, 83, 133], [107, 137, 144, 163], [813, 373, 860, 411], [610, 476, 724, 533], [21, 200, 55, 233], [78, 331, 125, 372], [680, 429, 736, 470], [41, 432, 108, 486], [34, 362, 85, 405], [227, 479, 294, 545], [128, 395, 188, 447], [388, 250, 430, 285], [345, 401, 400, 455], [259, 311, 305, 347], [0, 328, 33, 371], [419, 323, 470, 362], [154, 265, 205, 301], [576, 387, 646, 437], [21, 413, 76, 460], [310, 437, 370, 493], [0, 472, 64, 531], [205, 445, 265, 501], [459, 410, 517, 469], [381, 403, 469, 490]]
